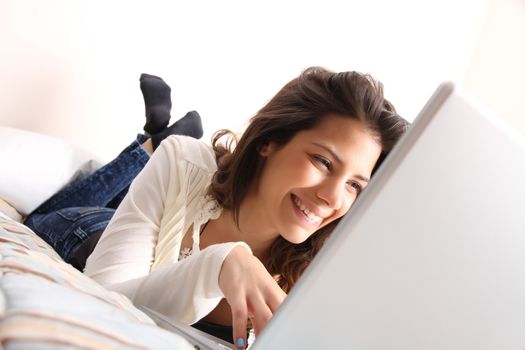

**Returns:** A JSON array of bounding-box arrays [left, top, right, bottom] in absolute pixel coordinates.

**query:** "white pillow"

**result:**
[[0, 126, 102, 216]]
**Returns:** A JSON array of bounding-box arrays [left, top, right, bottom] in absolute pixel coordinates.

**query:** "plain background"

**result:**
[[1, 0, 524, 161]]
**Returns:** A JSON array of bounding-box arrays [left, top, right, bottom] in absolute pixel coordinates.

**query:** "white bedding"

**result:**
[[0, 181, 194, 349], [0, 126, 102, 216]]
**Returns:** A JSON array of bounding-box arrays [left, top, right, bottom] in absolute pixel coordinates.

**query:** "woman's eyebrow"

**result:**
[[311, 141, 370, 183], [354, 174, 370, 184], [311, 141, 342, 164]]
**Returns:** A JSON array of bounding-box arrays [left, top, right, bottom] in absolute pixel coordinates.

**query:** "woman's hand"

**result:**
[[219, 245, 287, 349]]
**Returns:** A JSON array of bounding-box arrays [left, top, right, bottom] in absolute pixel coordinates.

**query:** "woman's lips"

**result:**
[[291, 194, 323, 225]]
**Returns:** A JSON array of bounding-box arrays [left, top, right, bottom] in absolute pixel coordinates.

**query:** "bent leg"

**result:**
[[30, 134, 150, 215]]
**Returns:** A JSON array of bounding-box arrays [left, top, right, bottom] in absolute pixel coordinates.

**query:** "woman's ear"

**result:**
[[258, 141, 275, 157]]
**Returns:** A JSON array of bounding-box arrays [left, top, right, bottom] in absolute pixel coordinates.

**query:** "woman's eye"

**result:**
[[347, 181, 363, 194], [313, 156, 331, 170]]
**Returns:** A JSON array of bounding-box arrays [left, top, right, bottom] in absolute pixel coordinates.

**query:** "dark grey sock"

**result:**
[[151, 110, 204, 150], [140, 73, 172, 134]]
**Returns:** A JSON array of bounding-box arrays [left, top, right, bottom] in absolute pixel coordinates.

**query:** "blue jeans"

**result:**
[[24, 134, 150, 264]]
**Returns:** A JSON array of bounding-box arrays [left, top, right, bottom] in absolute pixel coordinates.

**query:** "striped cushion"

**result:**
[[0, 213, 194, 349]]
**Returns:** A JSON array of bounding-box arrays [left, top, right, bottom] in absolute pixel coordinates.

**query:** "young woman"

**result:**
[[25, 67, 409, 349]]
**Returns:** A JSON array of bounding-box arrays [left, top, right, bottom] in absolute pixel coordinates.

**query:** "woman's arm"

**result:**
[[84, 136, 180, 286], [84, 136, 247, 324], [109, 240, 251, 324]]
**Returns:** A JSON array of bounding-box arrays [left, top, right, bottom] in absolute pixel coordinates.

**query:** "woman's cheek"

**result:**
[[341, 196, 354, 214], [293, 160, 323, 183]]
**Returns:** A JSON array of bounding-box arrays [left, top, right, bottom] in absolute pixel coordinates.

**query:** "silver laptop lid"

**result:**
[[253, 83, 525, 349]]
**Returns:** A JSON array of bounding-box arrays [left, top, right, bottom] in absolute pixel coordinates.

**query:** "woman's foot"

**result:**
[[140, 73, 172, 135], [151, 110, 204, 150]]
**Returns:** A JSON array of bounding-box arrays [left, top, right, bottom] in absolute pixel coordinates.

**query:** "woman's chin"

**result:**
[[280, 230, 312, 244]]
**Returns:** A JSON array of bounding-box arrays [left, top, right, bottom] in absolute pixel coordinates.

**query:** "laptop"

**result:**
[[140, 305, 237, 349], [143, 82, 525, 349]]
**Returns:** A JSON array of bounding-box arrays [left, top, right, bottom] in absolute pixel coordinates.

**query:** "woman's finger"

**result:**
[[220, 246, 288, 346], [230, 298, 249, 349], [265, 286, 287, 314], [248, 296, 273, 336]]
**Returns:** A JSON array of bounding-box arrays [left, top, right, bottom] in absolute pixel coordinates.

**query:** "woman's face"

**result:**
[[253, 114, 382, 244]]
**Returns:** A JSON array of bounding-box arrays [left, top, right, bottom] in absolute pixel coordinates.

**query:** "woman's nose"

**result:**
[[316, 177, 344, 210]]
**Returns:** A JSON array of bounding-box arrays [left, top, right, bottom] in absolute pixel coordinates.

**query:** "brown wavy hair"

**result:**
[[208, 67, 409, 293]]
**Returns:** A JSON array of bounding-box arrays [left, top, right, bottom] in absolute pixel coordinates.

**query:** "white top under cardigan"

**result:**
[[84, 135, 251, 325]]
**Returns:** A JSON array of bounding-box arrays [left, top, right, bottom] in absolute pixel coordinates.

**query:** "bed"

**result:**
[[0, 126, 194, 349]]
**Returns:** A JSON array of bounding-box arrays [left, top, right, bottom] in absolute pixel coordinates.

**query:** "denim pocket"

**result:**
[[57, 207, 112, 222], [25, 207, 115, 261]]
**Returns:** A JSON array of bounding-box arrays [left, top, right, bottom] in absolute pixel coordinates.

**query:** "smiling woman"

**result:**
[[208, 68, 409, 297], [23, 67, 409, 349], [254, 116, 382, 244]]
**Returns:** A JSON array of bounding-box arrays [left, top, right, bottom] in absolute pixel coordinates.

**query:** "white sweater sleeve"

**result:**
[[84, 137, 251, 324], [108, 241, 250, 324]]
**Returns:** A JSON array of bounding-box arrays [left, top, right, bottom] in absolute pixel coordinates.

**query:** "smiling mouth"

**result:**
[[292, 194, 323, 225]]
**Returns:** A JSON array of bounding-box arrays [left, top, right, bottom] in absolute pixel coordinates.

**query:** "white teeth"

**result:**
[[293, 196, 321, 223], [305, 210, 320, 222], [296, 198, 306, 211]]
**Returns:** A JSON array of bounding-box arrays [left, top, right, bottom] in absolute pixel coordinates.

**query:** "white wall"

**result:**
[[2, 0, 518, 162], [462, 0, 525, 136]]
